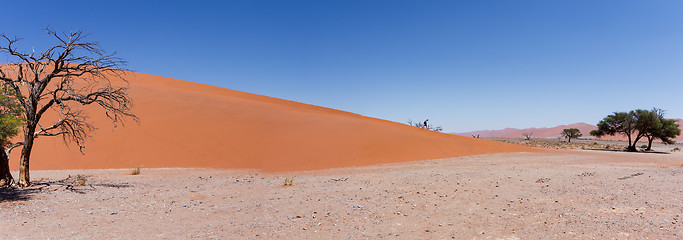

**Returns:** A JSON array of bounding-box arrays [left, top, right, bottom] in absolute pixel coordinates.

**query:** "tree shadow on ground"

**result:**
[[585, 148, 671, 154], [32, 178, 132, 194], [1, 178, 132, 202], [0, 187, 43, 203]]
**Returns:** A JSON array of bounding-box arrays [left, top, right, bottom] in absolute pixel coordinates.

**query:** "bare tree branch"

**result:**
[[0, 28, 138, 187], [5, 141, 24, 155]]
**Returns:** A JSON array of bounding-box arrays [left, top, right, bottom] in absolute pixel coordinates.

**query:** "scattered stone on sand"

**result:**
[[2, 150, 683, 239], [535, 177, 551, 183], [617, 172, 644, 180]]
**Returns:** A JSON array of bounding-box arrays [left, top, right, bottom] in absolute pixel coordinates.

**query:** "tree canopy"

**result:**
[[0, 29, 137, 187], [0, 86, 23, 145], [0, 86, 23, 187], [590, 108, 680, 152], [561, 128, 582, 143], [642, 108, 681, 150]]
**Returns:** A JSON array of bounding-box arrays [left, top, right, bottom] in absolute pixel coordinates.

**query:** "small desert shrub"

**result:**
[[593, 142, 598, 145], [284, 177, 295, 186], [76, 175, 87, 186], [673, 147, 681, 152], [130, 166, 141, 175], [640, 145, 648, 149]]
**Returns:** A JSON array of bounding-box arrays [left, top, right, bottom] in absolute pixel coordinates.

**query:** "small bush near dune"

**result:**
[[284, 177, 295, 186], [66, 174, 87, 186], [76, 175, 87, 186], [640, 145, 648, 149], [673, 147, 681, 152], [130, 166, 141, 175]]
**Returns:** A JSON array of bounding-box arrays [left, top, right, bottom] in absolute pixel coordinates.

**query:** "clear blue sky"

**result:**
[[2, 1, 682, 132]]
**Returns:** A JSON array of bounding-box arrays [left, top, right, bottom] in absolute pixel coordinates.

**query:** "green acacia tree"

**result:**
[[561, 128, 582, 143], [590, 111, 642, 152], [0, 85, 23, 187], [643, 108, 681, 151], [591, 108, 681, 152]]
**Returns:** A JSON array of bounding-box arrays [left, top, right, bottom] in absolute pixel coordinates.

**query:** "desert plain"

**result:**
[[1, 73, 682, 239], [1, 143, 682, 239]]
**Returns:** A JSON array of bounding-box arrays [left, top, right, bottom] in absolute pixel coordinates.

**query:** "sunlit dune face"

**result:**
[[11, 72, 537, 172]]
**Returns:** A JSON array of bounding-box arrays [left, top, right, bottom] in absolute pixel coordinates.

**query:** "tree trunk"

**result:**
[[0, 148, 13, 187], [646, 136, 653, 151], [17, 124, 36, 188], [628, 135, 643, 152], [568, 137, 571, 143], [17, 138, 34, 187]]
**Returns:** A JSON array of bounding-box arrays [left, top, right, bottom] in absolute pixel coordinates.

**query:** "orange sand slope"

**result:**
[[15, 72, 537, 172]]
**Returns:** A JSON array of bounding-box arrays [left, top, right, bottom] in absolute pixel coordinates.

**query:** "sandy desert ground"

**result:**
[[0, 70, 547, 239], [2, 148, 682, 239], [1, 71, 681, 239]]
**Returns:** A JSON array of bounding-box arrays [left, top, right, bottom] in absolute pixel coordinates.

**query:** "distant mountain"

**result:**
[[454, 119, 683, 141], [455, 123, 596, 139]]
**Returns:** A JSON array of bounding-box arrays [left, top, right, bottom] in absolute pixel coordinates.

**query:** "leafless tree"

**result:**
[[0, 29, 138, 187], [522, 131, 533, 141], [407, 119, 443, 132]]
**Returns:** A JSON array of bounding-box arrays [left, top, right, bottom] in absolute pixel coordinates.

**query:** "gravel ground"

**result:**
[[1, 149, 682, 239]]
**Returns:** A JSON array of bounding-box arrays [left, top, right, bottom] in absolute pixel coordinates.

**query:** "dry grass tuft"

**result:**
[[130, 166, 142, 175], [284, 176, 295, 186], [66, 174, 88, 186], [76, 175, 87, 186]]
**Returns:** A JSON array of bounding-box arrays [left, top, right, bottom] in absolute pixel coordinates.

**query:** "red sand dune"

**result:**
[[9, 72, 536, 172]]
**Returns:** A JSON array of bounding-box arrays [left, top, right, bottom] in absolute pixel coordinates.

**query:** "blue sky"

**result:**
[[2, 1, 682, 132]]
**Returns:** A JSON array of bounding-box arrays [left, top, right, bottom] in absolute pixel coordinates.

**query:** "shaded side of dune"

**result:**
[[10, 72, 537, 172]]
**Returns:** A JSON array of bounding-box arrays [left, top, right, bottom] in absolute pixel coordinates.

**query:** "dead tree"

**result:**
[[522, 131, 533, 141], [0, 29, 138, 187], [407, 119, 443, 132]]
